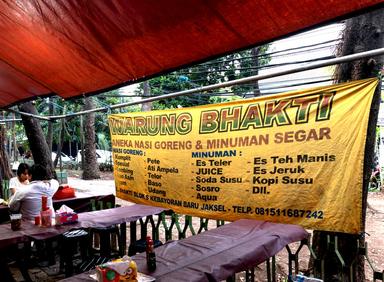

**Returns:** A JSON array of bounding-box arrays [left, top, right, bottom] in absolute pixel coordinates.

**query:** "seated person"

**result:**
[[9, 163, 30, 196], [9, 164, 59, 220]]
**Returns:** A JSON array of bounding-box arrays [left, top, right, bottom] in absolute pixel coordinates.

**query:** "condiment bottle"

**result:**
[[146, 236, 156, 271], [40, 195, 52, 227], [145, 236, 151, 260]]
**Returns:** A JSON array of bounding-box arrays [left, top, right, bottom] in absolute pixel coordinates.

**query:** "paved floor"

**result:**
[[66, 176, 116, 195], [11, 260, 63, 282]]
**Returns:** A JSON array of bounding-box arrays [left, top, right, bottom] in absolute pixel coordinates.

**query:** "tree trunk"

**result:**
[[82, 97, 100, 179], [18, 102, 55, 179], [0, 125, 13, 198], [141, 81, 152, 111], [311, 8, 384, 282]]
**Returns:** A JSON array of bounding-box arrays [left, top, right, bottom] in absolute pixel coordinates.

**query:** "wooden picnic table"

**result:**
[[0, 204, 165, 281], [0, 204, 165, 247], [58, 219, 308, 282]]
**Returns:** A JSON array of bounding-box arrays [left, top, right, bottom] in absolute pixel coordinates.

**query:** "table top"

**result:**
[[0, 204, 165, 248], [0, 192, 116, 223], [58, 219, 308, 282], [134, 219, 308, 282], [53, 191, 114, 203], [0, 191, 114, 206], [53, 192, 115, 213]]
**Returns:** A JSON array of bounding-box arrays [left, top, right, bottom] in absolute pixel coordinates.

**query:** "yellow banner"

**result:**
[[108, 78, 378, 234]]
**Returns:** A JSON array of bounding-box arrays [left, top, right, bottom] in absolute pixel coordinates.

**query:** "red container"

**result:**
[[57, 212, 78, 224], [34, 216, 40, 225], [41, 196, 48, 211]]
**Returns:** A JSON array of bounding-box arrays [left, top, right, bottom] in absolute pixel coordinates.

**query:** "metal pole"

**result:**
[[80, 115, 84, 171], [5, 47, 384, 121], [0, 119, 22, 123]]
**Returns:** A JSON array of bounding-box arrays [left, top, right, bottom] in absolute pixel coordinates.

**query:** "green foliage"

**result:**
[[141, 74, 212, 109], [34, 97, 84, 145], [96, 132, 110, 151], [12, 94, 119, 154], [209, 95, 242, 104]]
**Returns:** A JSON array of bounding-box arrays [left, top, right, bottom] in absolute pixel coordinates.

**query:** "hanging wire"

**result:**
[[98, 77, 333, 99], [4, 45, 384, 121], [195, 40, 339, 68], [145, 39, 339, 88], [178, 55, 335, 75], [145, 43, 338, 88], [144, 56, 335, 90]]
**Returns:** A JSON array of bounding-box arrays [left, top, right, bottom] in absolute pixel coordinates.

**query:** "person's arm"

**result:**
[[9, 188, 16, 196], [8, 178, 17, 196], [50, 179, 60, 194], [8, 189, 26, 212]]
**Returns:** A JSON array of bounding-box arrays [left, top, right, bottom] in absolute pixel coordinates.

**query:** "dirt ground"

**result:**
[[232, 190, 384, 281], [365, 191, 384, 279]]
